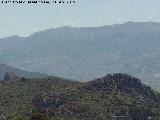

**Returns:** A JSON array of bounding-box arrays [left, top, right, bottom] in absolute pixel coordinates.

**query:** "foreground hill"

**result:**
[[0, 64, 47, 80], [0, 75, 81, 119], [0, 73, 160, 119], [1, 22, 160, 90]]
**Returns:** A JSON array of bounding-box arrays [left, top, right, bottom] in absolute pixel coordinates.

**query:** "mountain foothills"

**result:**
[[0, 22, 160, 90], [0, 64, 47, 80], [0, 73, 160, 120]]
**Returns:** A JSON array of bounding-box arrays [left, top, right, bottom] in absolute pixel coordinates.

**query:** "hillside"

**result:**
[[0, 75, 82, 120], [0, 22, 160, 90], [0, 73, 160, 119], [0, 64, 47, 80]]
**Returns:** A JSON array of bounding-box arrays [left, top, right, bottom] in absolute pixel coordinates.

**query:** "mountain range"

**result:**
[[1, 21, 160, 90]]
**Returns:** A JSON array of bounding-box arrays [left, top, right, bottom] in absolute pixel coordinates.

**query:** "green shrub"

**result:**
[[30, 113, 48, 120]]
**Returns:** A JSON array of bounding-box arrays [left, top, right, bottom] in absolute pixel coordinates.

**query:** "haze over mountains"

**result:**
[[1, 21, 160, 90]]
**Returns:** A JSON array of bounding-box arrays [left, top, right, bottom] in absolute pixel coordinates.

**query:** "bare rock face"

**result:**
[[3, 72, 21, 81]]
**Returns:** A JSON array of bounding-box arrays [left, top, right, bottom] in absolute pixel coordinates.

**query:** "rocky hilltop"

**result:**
[[31, 73, 160, 120], [84, 73, 156, 98]]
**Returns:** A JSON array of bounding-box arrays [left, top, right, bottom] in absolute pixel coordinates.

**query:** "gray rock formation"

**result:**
[[3, 72, 20, 81]]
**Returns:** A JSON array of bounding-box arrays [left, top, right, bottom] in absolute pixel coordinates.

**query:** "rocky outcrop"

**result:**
[[32, 93, 68, 116], [3, 72, 21, 81], [83, 73, 156, 97], [84, 73, 141, 89], [32, 93, 98, 119]]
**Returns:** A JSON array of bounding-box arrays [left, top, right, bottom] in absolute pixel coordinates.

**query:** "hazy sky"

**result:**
[[0, 0, 160, 37]]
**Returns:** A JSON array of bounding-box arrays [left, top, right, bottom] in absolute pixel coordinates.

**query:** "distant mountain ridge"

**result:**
[[1, 21, 160, 90], [0, 64, 47, 80]]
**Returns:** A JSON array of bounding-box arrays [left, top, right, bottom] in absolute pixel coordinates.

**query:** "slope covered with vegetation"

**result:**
[[0, 76, 81, 119], [0, 73, 160, 120]]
